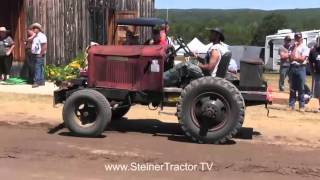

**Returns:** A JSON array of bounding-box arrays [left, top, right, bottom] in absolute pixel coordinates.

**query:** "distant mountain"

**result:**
[[155, 8, 320, 45]]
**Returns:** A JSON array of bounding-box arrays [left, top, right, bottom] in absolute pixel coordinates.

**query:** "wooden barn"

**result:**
[[0, 0, 155, 65]]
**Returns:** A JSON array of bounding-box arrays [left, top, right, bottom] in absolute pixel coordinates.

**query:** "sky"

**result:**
[[155, 0, 320, 10]]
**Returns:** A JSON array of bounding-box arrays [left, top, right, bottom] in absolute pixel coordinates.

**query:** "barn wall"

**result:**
[[24, 0, 154, 65], [0, 0, 25, 62], [25, 0, 90, 65], [113, 0, 155, 43], [110, 0, 155, 15]]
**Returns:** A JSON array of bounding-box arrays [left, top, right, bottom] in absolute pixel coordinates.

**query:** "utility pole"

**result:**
[[166, 0, 169, 21]]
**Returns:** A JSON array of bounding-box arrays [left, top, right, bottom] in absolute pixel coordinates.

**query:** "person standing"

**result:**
[[21, 28, 36, 83], [278, 36, 292, 91], [309, 37, 320, 110], [0, 27, 15, 81], [30, 23, 47, 88], [288, 32, 309, 112]]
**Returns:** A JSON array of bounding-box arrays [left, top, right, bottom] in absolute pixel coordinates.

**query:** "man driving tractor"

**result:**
[[164, 28, 230, 87]]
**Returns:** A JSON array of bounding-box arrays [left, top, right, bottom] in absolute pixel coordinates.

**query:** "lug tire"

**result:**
[[63, 89, 111, 137], [177, 77, 245, 144]]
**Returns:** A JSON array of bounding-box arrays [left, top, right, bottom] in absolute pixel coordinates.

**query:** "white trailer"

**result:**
[[265, 29, 320, 71]]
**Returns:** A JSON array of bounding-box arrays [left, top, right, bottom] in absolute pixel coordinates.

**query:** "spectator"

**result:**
[[30, 23, 47, 88], [228, 58, 238, 74], [0, 27, 15, 81], [309, 37, 320, 110], [279, 36, 292, 91], [21, 28, 36, 83], [288, 32, 309, 112]]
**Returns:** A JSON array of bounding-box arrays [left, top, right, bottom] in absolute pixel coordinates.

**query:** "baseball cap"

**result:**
[[294, 32, 302, 39], [284, 35, 291, 41]]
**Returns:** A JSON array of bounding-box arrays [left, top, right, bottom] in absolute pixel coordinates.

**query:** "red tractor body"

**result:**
[[87, 45, 165, 92]]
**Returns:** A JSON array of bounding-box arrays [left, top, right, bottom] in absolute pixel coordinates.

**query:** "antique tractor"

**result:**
[[54, 18, 272, 144]]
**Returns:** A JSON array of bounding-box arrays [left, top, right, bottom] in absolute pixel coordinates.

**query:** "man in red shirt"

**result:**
[[159, 22, 169, 46]]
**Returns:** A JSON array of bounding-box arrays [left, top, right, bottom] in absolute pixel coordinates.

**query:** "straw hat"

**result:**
[[30, 23, 43, 31], [0, 27, 8, 32]]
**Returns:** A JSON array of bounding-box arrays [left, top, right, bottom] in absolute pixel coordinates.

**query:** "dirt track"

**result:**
[[0, 92, 320, 179]]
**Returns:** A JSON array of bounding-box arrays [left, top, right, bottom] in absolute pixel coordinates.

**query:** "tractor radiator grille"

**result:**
[[95, 60, 136, 87], [105, 62, 135, 84]]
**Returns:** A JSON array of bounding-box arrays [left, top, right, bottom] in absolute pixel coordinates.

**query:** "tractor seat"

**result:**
[[215, 52, 232, 78]]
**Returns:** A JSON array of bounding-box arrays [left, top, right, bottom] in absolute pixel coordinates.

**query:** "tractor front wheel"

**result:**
[[63, 89, 112, 137]]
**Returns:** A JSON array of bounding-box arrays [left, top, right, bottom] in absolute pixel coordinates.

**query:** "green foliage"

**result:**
[[251, 13, 288, 46], [156, 8, 320, 46], [45, 53, 86, 82]]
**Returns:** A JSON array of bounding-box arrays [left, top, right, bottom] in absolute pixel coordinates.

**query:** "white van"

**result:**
[[265, 29, 320, 71]]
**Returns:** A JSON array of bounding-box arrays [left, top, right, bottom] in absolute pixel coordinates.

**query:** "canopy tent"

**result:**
[[187, 38, 208, 54], [206, 43, 213, 50], [174, 37, 208, 56]]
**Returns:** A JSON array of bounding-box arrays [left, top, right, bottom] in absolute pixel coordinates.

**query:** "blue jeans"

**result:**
[[279, 66, 290, 91], [289, 66, 306, 109], [34, 56, 45, 84]]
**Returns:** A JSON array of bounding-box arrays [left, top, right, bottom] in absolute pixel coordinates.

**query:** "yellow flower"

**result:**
[[69, 62, 81, 69], [66, 75, 76, 80], [50, 70, 55, 76]]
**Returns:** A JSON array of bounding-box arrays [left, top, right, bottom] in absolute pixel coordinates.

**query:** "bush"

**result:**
[[45, 53, 86, 83]]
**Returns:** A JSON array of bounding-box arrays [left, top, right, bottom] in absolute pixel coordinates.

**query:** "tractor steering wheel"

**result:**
[[176, 37, 194, 57]]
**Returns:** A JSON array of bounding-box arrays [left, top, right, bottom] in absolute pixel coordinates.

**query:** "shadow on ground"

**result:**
[[50, 118, 260, 145]]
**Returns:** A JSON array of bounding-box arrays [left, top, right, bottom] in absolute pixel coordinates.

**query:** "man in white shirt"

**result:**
[[30, 23, 47, 88], [288, 32, 310, 111], [163, 28, 229, 87], [197, 28, 229, 77]]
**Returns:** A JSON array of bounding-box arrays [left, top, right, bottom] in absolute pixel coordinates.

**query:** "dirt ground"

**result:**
[[0, 92, 320, 179]]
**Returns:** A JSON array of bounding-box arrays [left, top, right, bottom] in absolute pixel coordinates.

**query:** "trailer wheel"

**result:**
[[111, 106, 131, 120], [177, 77, 245, 144], [63, 89, 111, 137]]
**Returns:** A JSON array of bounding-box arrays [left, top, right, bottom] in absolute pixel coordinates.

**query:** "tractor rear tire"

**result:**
[[177, 77, 245, 144], [63, 89, 111, 137], [112, 106, 131, 120]]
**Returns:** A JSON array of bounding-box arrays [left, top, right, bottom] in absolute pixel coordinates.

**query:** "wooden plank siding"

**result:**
[[24, 0, 90, 65], [18, 0, 155, 65], [0, 0, 25, 62], [112, 0, 155, 43]]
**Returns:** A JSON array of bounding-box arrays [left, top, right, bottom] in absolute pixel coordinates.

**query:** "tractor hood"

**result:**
[[88, 45, 166, 57]]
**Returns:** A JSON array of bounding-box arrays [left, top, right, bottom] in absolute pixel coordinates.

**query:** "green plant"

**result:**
[[45, 53, 86, 83]]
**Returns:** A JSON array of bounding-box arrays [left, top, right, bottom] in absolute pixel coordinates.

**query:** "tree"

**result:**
[[251, 13, 288, 46]]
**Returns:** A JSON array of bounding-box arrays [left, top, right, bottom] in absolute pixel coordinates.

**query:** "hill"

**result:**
[[155, 8, 320, 45]]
